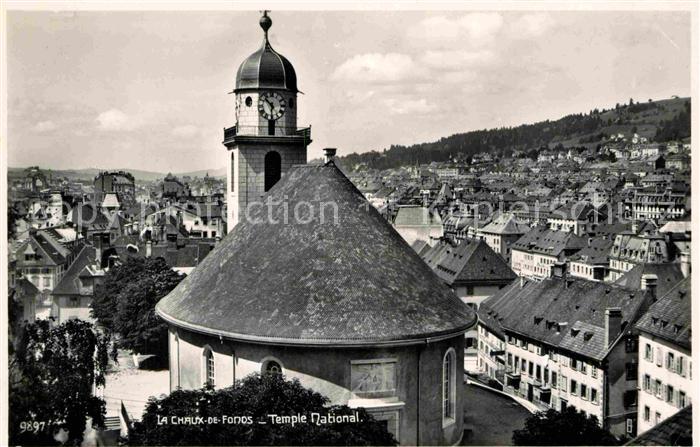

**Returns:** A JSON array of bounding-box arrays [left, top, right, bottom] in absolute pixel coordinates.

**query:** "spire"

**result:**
[[260, 10, 272, 44]]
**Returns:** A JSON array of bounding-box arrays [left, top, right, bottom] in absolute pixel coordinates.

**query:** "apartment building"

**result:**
[[510, 226, 587, 280], [635, 277, 692, 434], [568, 238, 613, 282], [478, 275, 654, 438], [477, 212, 530, 262], [608, 231, 671, 281], [547, 201, 602, 236]]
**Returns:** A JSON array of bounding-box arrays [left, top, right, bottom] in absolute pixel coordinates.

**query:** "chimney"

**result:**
[[323, 147, 337, 164], [680, 251, 690, 278], [631, 221, 639, 234], [520, 276, 525, 288], [641, 273, 658, 300], [604, 307, 623, 348], [215, 235, 222, 245], [146, 240, 152, 258]]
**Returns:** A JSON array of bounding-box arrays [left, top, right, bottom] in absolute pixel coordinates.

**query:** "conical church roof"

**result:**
[[156, 163, 475, 346]]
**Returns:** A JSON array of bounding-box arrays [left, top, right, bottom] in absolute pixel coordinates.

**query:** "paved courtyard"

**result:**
[[462, 383, 532, 446], [99, 351, 169, 420]]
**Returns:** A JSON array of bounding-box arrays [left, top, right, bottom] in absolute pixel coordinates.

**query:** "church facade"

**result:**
[[156, 13, 475, 446]]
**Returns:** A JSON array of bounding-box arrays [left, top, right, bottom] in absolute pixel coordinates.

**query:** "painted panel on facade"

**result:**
[[351, 360, 397, 398]]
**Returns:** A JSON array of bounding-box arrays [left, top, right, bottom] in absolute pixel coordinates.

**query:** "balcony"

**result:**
[[222, 125, 312, 143]]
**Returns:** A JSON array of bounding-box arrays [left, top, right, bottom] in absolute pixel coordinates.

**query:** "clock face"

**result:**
[[258, 92, 286, 120]]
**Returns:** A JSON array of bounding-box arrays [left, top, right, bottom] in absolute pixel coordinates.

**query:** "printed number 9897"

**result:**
[[20, 421, 46, 433]]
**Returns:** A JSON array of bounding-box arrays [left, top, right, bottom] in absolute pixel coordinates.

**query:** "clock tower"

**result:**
[[223, 11, 311, 229]]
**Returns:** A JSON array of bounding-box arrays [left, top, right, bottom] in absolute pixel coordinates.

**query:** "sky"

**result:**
[[6, 8, 692, 173]]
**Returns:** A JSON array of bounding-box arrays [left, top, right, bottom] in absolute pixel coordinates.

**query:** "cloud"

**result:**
[[171, 124, 201, 138], [421, 50, 498, 70], [383, 98, 437, 115], [411, 13, 504, 47], [331, 53, 425, 83], [32, 120, 57, 132], [95, 109, 140, 131], [511, 13, 555, 38]]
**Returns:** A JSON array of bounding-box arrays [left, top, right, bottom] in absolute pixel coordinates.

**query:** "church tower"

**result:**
[[223, 11, 311, 229]]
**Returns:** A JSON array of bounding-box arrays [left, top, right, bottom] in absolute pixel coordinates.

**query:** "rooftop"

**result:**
[[156, 163, 475, 346], [635, 276, 691, 350], [480, 276, 651, 360]]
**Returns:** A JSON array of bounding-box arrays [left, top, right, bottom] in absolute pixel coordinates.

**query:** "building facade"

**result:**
[[477, 276, 654, 438], [635, 277, 692, 434]]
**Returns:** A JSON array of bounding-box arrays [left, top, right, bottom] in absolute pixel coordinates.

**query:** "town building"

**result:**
[[608, 231, 671, 281], [160, 173, 191, 200], [547, 201, 602, 236], [94, 171, 136, 209], [510, 227, 587, 280], [476, 212, 530, 262], [635, 277, 692, 434], [568, 238, 613, 282], [628, 186, 688, 223], [478, 274, 654, 438], [15, 230, 79, 293], [50, 245, 104, 324]]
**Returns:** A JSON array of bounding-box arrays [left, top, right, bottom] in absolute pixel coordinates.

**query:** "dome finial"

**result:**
[[260, 10, 272, 40]]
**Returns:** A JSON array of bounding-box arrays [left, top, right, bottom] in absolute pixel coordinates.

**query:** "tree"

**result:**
[[128, 373, 397, 446], [9, 319, 110, 446], [91, 257, 183, 358], [8, 202, 21, 240], [512, 407, 619, 446]]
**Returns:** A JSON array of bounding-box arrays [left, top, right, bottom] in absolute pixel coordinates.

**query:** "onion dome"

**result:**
[[235, 11, 298, 92], [156, 163, 475, 346]]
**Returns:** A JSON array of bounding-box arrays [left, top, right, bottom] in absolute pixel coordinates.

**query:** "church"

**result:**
[[155, 12, 475, 445]]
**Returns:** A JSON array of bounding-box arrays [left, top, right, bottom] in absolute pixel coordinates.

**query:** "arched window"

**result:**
[[443, 348, 456, 424], [245, 96, 252, 107], [173, 333, 181, 389], [262, 358, 283, 376], [203, 346, 215, 387], [264, 151, 282, 192]]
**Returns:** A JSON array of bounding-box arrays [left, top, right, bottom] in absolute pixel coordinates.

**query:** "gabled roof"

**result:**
[[480, 277, 650, 361], [512, 226, 587, 257], [550, 201, 597, 220], [14, 277, 40, 298], [480, 212, 529, 235], [634, 276, 691, 350], [52, 246, 97, 296], [626, 405, 692, 446], [614, 263, 685, 298], [156, 163, 474, 346], [17, 232, 69, 266], [569, 238, 613, 265], [421, 239, 516, 286]]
